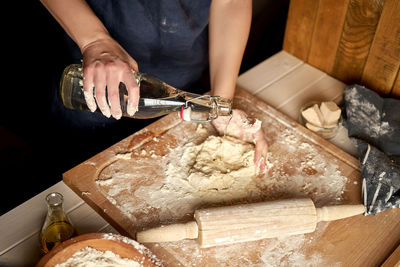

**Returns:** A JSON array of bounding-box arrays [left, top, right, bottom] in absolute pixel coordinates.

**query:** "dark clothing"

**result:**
[[67, 0, 211, 90], [55, 0, 212, 132]]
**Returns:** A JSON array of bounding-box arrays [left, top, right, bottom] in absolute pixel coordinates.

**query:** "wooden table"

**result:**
[[1, 51, 399, 266]]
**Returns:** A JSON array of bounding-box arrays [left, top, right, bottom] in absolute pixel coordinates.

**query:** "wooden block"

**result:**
[[302, 104, 324, 127], [306, 122, 322, 132], [320, 101, 341, 126]]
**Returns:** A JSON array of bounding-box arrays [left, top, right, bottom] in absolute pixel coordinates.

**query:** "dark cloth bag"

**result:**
[[343, 85, 400, 215]]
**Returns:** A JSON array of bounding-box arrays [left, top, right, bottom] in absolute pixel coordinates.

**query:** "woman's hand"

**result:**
[[81, 37, 140, 119], [211, 109, 269, 171]]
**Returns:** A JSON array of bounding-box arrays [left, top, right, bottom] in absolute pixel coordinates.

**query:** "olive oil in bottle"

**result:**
[[39, 192, 76, 254], [59, 64, 232, 122]]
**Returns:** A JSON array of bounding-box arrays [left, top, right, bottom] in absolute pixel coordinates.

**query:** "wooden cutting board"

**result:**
[[63, 87, 400, 266]]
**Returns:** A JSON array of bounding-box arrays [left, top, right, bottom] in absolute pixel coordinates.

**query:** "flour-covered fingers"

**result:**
[[82, 66, 97, 112], [123, 70, 140, 116], [106, 67, 122, 119], [93, 67, 111, 118]]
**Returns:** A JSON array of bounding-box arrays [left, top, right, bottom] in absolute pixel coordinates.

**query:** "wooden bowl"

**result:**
[[36, 233, 163, 266]]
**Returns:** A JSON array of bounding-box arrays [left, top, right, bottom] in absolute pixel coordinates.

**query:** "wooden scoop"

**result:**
[[136, 198, 365, 247]]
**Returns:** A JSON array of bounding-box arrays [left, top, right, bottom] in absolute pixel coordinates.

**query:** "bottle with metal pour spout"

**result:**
[[59, 64, 232, 122]]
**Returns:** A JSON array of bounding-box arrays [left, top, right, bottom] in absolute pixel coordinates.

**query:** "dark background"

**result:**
[[0, 0, 289, 215]]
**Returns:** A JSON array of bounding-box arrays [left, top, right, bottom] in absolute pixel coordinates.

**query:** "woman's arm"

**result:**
[[40, 0, 108, 50], [209, 1, 268, 170], [40, 0, 139, 119], [208, 0, 252, 100]]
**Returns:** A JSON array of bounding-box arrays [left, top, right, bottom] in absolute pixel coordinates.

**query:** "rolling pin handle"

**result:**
[[316, 204, 365, 222], [136, 221, 198, 243]]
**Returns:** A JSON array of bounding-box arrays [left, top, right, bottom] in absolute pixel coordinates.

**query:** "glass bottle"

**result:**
[[39, 192, 76, 254], [60, 64, 232, 122]]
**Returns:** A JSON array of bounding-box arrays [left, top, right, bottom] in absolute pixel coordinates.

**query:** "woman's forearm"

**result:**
[[209, 0, 252, 99], [40, 0, 110, 51], [41, 0, 139, 119]]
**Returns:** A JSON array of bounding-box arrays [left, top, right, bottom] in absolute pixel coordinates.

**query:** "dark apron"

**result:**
[[69, 0, 211, 90], [54, 0, 211, 132]]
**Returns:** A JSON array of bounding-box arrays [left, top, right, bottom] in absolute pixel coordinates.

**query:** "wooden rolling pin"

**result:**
[[136, 198, 365, 247]]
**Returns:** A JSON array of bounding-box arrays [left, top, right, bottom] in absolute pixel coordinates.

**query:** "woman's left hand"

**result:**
[[211, 109, 268, 172]]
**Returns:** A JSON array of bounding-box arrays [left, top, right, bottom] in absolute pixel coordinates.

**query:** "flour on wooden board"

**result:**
[[95, 123, 348, 266], [153, 221, 335, 267], [266, 129, 347, 207], [133, 130, 262, 222]]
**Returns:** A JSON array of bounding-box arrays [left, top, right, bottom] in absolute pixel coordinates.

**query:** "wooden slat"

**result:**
[[283, 0, 319, 61], [284, 0, 398, 96], [361, 0, 400, 95], [237, 51, 303, 95], [392, 72, 400, 97], [1, 231, 44, 267], [381, 244, 400, 267], [68, 203, 117, 235], [331, 0, 386, 84], [308, 0, 350, 73], [254, 64, 325, 109], [0, 181, 83, 255]]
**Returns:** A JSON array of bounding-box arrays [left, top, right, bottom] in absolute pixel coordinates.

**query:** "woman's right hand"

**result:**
[[81, 37, 140, 119]]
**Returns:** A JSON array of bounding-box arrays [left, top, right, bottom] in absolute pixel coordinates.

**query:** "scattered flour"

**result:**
[[102, 233, 147, 253], [55, 247, 141, 267], [54, 234, 162, 267], [102, 233, 163, 266], [155, 222, 338, 267], [269, 129, 347, 207], [257, 232, 341, 267], [344, 86, 392, 138]]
